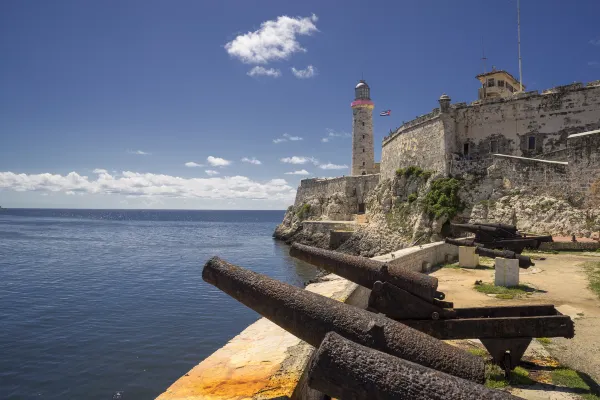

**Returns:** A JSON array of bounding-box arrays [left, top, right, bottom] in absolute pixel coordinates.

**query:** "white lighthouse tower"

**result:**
[[351, 80, 375, 176]]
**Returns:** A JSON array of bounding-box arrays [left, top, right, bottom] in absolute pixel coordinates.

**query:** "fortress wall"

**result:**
[[294, 175, 380, 218], [567, 130, 600, 205], [380, 117, 447, 180], [453, 83, 600, 160]]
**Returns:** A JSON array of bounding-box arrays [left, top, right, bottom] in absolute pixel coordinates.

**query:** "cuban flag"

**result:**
[[380, 110, 391, 116]]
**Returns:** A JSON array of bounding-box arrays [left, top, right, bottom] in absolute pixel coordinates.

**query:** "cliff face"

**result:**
[[274, 168, 600, 257]]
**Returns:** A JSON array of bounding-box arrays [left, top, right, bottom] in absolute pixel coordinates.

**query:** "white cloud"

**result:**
[[280, 156, 318, 165], [93, 169, 108, 174], [589, 38, 600, 46], [247, 66, 282, 78], [318, 163, 348, 170], [207, 156, 231, 167], [322, 128, 351, 143], [185, 162, 204, 168], [128, 150, 151, 155], [273, 133, 303, 143], [588, 61, 600, 67], [291, 65, 317, 79], [241, 157, 262, 165], [0, 170, 294, 201], [205, 170, 220, 176], [285, 169, 310, 175], [225, 14, 318, 64]]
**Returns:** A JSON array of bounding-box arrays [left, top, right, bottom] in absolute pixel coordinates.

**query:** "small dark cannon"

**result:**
[[308, 332, 522, 400], [202, 256, 485, 383], [290, 244, 574, 375], [451, 223, 553, 253], [444, 238, 534, 268]]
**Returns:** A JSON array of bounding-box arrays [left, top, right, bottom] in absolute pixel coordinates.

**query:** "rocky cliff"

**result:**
[[274, 167, 600, 257]]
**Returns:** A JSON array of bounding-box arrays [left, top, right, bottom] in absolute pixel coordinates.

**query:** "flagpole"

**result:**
[[517, 0, 523, 92]]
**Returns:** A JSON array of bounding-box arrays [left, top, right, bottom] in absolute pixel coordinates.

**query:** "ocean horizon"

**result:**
[[0, 208, 317, 399]]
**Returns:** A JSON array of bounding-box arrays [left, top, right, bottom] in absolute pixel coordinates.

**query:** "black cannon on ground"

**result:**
[[202, 256, 485, 383], [451, 223, 553, 253], [308, 332, 522, 400], [444, 238, 534, 268], [290, 243, 574, 375]]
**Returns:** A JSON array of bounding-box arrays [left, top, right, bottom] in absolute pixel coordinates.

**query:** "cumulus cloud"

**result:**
[[285, 169, 310, 175], [241, 157, 262, 165], [280, 156, 318, 165], [273, 133, 303, 143], [205, 170, 220, 176], [291, 65, 317, 79], [225, 14, 318, 64], [185, 162, 204, 167], [588, 61, 600, 67], [93, 169, 108, 174], [207, 156, 231, 167], [247, 66, 281, 78], [318, 163, 348, 170], [322, 128, 351, 143], [589, 38, 600, 46], [0, 170, 294, 201], [128, 150, 151, 155]]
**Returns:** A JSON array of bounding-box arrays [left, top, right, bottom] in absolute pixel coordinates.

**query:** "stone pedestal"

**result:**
[[458, 246, 479, 268], [495, 257, 520, 287]]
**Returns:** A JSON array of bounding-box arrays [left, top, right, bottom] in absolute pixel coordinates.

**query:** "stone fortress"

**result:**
[[275, 69, 600, 255]]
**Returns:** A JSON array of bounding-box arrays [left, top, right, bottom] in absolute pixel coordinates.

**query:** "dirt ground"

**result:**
[[431, 252, 600, 384]]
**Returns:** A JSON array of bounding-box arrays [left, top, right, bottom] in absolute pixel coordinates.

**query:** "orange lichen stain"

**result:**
[[157, 359, 293, 400]]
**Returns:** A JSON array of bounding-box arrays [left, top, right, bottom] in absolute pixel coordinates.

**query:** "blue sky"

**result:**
[[1, 0, 599, 209]]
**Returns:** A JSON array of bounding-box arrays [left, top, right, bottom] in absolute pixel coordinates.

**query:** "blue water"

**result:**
[[0, 209, 318, 399]]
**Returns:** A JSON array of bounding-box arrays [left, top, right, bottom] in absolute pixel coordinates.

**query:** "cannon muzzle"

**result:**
[[290, 243, 440, 302], [202, 256, 485, 383], [444, 238, 534, 268], [308, 332, 522, 400]]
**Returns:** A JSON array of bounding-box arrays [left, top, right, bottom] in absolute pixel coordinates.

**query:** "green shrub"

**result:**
[[295, 203, 311, 220], [395, 166, 434, 180], [395, 167, 406, 177], [423, 178, 464, 219], [407, 193, 418, 203]]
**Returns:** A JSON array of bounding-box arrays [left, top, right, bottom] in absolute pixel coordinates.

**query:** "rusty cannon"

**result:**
[[451, 223, 553, 253], [202, 256, 485, 383], [308, 332, 522, 400], [290, 243, 574, 376], [444, 238, 534, 268]]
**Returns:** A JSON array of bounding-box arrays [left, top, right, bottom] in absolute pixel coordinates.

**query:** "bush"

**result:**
[[407, 193, 418, 203], [295, 203, 311, 220], [423, 178, 464, 219], [395, 165, 434, 180]]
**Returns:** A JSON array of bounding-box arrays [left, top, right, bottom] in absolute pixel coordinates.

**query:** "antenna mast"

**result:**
[[517, 0, 523, 92], [481, 37, 487, 73]]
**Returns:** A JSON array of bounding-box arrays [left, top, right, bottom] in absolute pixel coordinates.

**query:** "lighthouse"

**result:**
[[351, 80, 375, 176]]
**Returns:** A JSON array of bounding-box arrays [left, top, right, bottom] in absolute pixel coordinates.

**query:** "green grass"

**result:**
[[537, 337, 552, 345], [583, 261, 600, 300], [468, 347, 489, 358], [474, 282, 538, 299], [551, 368, 600, 399], [485, 365, 534, 388]]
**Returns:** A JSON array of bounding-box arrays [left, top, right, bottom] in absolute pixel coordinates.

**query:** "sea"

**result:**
[[0, 209, 319, 400]]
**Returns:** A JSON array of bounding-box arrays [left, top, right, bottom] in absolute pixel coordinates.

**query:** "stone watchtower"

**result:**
[[351, 80, 375, 176]]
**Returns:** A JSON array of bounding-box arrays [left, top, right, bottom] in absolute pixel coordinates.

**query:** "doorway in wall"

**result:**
[[358, 203, 365, 214]]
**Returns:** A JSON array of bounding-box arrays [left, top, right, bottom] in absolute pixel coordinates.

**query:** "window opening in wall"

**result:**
[[498, 80, 505, 87], [528, 136, 536, 150], [361, 171, 366, 175], [362, 161, 365, 166], [463, 142, 469, 155], [487, 78, 495, 87], [362, 135, 365, 139], [358, 203, 365, 214], [362, 122, 365, 127], [507, 84, 514, 92], [363, 148, 365, 152], [490, 140, 498, 153]]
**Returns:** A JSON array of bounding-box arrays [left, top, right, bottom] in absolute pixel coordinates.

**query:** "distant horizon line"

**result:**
[[0, 207, 288, 211]]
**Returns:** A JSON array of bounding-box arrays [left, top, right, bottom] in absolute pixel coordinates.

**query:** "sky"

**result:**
[[1, 0, 599, 210]]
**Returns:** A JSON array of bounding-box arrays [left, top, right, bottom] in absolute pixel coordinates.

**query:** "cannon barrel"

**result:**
[[202, 256, 485, 383], [444, 239, 534, 268], [451, 223, 517, 238], [308, 332, 521, 400], [476, 247, 534, 268], [289, 243, 439, 302], [475, 222, 518, 233]]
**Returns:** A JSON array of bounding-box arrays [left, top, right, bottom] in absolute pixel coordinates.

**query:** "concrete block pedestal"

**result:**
[[458, 246, 479, 268], [495, 257, 520, 287]]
